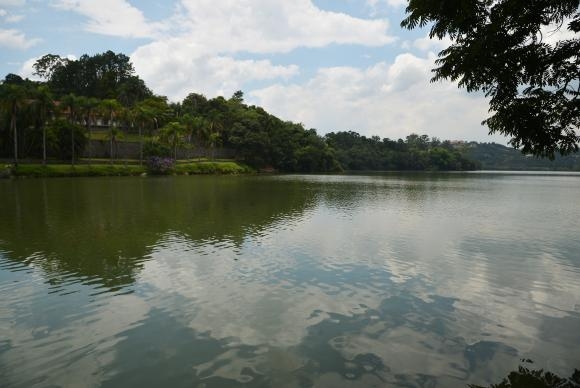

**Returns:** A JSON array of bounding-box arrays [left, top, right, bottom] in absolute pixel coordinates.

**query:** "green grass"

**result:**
[[12, 164, 146, 178], [174, 161, 253, 175], [5, 161, 254, 178]]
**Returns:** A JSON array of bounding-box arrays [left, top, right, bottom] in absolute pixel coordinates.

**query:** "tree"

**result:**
[[33, 54, 69, 80], [33, 51, 150, 102], [106, 126, 123, 164], [78, 96, 99, 165], [60, 94, 82, 165], [159, 122, 186, 161], [133, 103, 153, 165], [180, 113, 207, 150], [31, 86, 54, 165], [401, 0, 580, 158], [47, 119, 87, 162], [0, 83, 27, 166], [99, 99, 122, 164]]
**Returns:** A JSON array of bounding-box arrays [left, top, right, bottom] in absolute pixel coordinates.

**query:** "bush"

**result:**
[[146, 157, 175, 175], [143, 139, 171, 158], [47, 119, 87, 161], [174, 161, 253, 175]]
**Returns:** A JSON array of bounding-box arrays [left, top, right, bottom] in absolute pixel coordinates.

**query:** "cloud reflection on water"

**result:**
[[0, 174, 579, 387]]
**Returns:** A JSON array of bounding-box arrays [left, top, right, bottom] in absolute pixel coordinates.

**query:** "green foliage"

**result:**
[[33, 51, 152, 102], [47, 119, 87, 161], [401, 0, 580, 159], [145, 157, 175, 175], [466, 142, 580, 171], [326, 131, 479, 171], [4, 161, 252, 178], [174, 161, 253, 175], [143, 139, 171, 158], [469, 362, 580, 388], [11, 164, 146, 178], [1, 50, 482, 173], [159, 121, 187, 159]]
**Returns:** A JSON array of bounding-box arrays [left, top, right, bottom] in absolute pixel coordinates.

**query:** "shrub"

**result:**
[[47, 119, 87, 161], [146, 157, 175, 175], [143, 139, 171, 158]]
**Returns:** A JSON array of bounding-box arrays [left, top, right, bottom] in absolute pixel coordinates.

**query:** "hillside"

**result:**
[[464, 142, 580, 171]]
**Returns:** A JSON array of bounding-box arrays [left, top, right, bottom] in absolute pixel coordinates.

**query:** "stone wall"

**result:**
[[83, 140, 236, 160]]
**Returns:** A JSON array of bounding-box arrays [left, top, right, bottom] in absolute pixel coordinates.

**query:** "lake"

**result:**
[[0, 173, 579, 387]]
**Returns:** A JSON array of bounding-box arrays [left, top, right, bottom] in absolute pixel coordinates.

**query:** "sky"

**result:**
[[0, 0, 510, 143]]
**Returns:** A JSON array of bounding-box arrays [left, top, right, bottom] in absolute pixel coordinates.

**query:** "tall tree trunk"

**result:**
[[110, 137, 114, 165], [87, 116, 92, 166], [42, 126, 46, 166], [71, 127, 75, 166], [139, 125, 143, 165], [11, 113, 18, 167], [109, 111, 114, 165]]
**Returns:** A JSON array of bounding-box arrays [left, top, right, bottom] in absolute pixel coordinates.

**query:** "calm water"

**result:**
[[0, 173, 579, 388]]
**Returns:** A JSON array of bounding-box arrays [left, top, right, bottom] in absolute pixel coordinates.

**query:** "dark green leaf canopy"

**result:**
[[402, 0, 580, 158]]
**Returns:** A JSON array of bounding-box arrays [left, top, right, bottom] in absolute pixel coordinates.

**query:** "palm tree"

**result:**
[[31, 86, 54, 165], [60, 93, 81, 165], [205, 113, 224, 160], [0, 84, 27, 166], [208, 131, 222, 161], [159, 122, 186, 161], [133, 103, 154, 165], [106, 126, 123, 164], [99, 99, 122, 164], [78, 96, 99, 165], [180, 114, 206, 159]]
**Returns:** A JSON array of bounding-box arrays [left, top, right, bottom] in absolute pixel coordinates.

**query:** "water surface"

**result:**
[[1, 173, 579, 387]]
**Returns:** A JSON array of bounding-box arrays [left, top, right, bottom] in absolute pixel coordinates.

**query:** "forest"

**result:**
[[0, 50, 548, 173]]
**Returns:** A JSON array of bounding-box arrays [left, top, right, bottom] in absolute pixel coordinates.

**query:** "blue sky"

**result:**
[[0, 0, 508, 142]]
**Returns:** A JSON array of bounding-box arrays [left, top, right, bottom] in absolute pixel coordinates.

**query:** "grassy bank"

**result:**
[[2, 161, 254, 178]]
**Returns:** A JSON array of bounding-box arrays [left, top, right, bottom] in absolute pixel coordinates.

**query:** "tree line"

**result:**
[[0, 50, 480, 172]]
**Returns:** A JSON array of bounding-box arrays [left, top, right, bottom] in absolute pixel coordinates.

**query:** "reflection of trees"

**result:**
[[0, 177, 316, 290], [469, 361, 580, 388]]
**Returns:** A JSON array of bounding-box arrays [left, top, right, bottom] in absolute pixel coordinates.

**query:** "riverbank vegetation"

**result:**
[[466, 143, 580, 171], [2, 160, 251, 178], [1, 49, 571, 176], [326, 131, 480, 171]]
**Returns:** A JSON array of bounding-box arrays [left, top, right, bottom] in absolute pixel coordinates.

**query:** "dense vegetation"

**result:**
[[466, 142, 580, 171], [326, 132, 479, 171], [402, 0, 580, 159], [1, 49, 552, 174], [470, 362, 580, 388]]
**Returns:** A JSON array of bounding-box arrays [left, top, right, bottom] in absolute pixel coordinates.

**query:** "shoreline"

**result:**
[[3, 163, 579, 180], [1, 161, 254, 179]]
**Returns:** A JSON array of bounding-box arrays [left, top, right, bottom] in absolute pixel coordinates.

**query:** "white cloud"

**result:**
[[17, 56, 38, 79], [0, 7, 24, 22], [129, 0, 396, 100], [541, 18, 578, 46], [18, 54, 77, 80], [250, 53, 504, 142], [0, 0, 25, 6], [173, 0, 395, 54], [367, 0, 407, 16], [412, 34, 452, 52], [367, 0, 407, 8], [52, 0, 161, 38], [51, 0, 396, 50], [0, 28, 39, 49], [5, 13, 24, 22], [132, 40, 299, 100]]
